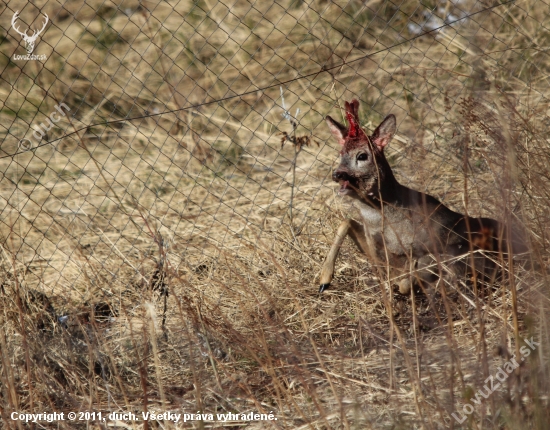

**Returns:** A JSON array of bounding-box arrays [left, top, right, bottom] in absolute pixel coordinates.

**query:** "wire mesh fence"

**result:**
[[2, 0, 547, 296], [1, 0, 550, 426]]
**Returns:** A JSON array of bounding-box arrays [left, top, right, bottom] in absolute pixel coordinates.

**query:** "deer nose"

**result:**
[[332, 170, 350, 182]]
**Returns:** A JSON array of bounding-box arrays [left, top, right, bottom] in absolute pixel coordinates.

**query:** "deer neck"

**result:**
[[365, 156, 403, 207]]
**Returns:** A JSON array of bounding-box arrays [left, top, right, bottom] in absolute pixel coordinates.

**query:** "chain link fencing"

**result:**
[[2, 0, 546, 298]]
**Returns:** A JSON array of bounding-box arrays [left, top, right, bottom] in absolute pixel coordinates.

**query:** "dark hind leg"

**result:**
[[455, 252, 501, 294]]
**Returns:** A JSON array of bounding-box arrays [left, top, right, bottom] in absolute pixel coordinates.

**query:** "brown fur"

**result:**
[[319, 99, 527, 293]]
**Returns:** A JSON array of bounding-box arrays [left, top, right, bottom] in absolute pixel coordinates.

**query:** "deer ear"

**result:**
[[325, 116, 347, 145], [372, 114, 396, 149], [349, 99, 360, 118]]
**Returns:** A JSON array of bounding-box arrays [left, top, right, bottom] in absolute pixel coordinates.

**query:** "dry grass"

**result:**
[[1, 0, 550, 428]]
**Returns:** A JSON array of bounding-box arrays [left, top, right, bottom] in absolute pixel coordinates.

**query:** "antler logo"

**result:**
[[11, 11, 48, 55]]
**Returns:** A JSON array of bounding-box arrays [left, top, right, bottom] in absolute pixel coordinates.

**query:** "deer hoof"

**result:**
[[398, 278, 412, 295], [319, 283, 331, 293]]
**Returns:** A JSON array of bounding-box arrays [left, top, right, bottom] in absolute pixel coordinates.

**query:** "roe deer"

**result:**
[[319, 99, 526, 293]]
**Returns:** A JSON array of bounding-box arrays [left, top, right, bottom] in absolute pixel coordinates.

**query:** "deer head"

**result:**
[[11, 11, 49, 55], [326, 100, 396, 201]]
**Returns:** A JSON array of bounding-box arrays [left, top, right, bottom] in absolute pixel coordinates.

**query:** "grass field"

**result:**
[[1, 0, 549, 428]]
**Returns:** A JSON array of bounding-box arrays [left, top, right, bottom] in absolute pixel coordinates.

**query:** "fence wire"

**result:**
[[0, 0, 549, 303]]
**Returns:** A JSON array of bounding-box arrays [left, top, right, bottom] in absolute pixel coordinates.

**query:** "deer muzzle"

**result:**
[[332, 170, 357, 195]]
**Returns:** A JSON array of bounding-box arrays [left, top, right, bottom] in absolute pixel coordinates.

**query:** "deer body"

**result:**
[[319, 99, 525, 293]]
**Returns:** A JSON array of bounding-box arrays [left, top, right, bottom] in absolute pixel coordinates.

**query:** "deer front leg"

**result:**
[[319, 219, 369, 293], [398, 254, 443, 295]]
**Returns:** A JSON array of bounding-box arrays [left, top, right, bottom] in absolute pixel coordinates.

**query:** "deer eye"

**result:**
[[356, 153, 369, 161]]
